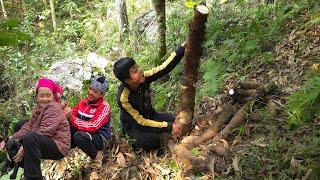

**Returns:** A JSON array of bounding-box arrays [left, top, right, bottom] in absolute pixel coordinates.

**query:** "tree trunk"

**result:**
[[49, 0, 57, 31], [117, 0, 128, 39], [152, 0, 166, 64], [0, 0, 7, 19], [42, 0, 48, 9], [116, 0, 128, 56], [175, 4, 209, 136], [21, 0, 26, 15]]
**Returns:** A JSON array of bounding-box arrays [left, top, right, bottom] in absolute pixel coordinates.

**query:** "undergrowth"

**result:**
[[199, 0, 315, 98], [237, 108, 320, 179], [286, 69, 320, 126]]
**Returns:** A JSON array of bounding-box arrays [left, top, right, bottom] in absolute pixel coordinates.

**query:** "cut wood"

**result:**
[[176, 4, 209, 136], [229, 82, 277, 104], [178, 103, 236, 148], [173, 144, 208, 172], [239, 81, 265, 89], [220, 103, 250, 137], [174, 102, 251, 172], [175, 78, 277, 173]]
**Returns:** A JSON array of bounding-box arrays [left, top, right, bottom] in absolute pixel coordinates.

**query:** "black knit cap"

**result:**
[[113, 57, 136, 82], [90, 75, 109, 92]]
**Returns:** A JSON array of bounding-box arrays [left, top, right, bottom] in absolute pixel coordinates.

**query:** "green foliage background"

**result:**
[[0, 0, 318, 131], [0, 0, 319, 178]]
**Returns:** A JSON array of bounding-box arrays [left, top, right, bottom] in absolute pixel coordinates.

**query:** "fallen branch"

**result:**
[[229, 82, 277, 104], [220, 103, 250, 137], [174, 103, 249, 172], [174, 80, 276, 173], [173, 144, 208, 172], [239, 81, 265, 89], [232, 156, 241, 177]]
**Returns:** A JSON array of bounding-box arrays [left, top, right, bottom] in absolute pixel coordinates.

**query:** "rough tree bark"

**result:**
[[117, 0, 129, 56], [49, 0, 57, 31], [229, 81, 275, 104], [117, 0, 128, 40], [174, 103, 250, 172], [152, 0, 167, 64], [185, 103, 238, 147], [175, 4, 209, 136], [0, 0, 7, 19], [42, 0, 48, 9], [173, 104, 237, 172], [173, 81, 277, 172], [175, 103, 236, 146], [21, 0, 26, 15]]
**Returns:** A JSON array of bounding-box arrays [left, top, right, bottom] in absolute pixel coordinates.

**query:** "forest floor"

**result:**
[[38, 13, 320, 179]]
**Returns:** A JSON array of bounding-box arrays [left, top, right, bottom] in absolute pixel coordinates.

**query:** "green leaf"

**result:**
[[302, 16, 320, 28], [223, 39, 236, 47], [15, 31, 32, 41], [185, 1, 197, 8], [0, 19, 19, 29], [0, 167, 24, 180], [0, 31, 31, 46], [239, 76, 246, 81], [263, 52, 274, 63], [191, 147, 201, 156], [286, 69, 320, 127], [0, 31, 18, 46], [237, 125, 245, 137]]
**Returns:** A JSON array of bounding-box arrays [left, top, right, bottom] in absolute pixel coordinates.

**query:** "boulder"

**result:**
[[46, 53, 112, 92]]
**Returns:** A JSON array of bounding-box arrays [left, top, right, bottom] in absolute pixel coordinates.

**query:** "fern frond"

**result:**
[[286, 70, 320, 126]]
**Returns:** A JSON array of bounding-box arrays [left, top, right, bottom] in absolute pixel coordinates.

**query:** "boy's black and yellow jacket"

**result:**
[[116, 46, 185, 134]]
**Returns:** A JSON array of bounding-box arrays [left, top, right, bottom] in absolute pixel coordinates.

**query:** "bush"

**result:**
[[286, 70, 320, 126]]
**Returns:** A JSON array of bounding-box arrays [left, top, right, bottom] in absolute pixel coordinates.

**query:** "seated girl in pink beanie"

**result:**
[[3, 77, 71, 180]]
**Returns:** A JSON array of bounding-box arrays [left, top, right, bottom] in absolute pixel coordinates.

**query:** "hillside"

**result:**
[[0, 0, 319, 179]]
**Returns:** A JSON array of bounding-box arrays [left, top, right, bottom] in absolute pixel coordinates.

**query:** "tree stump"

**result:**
[[176, 4, 209, 136]]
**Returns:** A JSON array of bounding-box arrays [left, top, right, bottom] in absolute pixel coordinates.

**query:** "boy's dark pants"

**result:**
[[127, 113, 175, 151], [70, 126, 104, 159], [14, 121, 63, 180]]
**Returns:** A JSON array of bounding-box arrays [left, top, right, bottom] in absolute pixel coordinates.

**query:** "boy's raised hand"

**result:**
[[181, 42, 187, 48]]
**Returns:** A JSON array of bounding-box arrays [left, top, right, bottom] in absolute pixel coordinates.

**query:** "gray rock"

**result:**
[[46, 53, 111, 92]]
